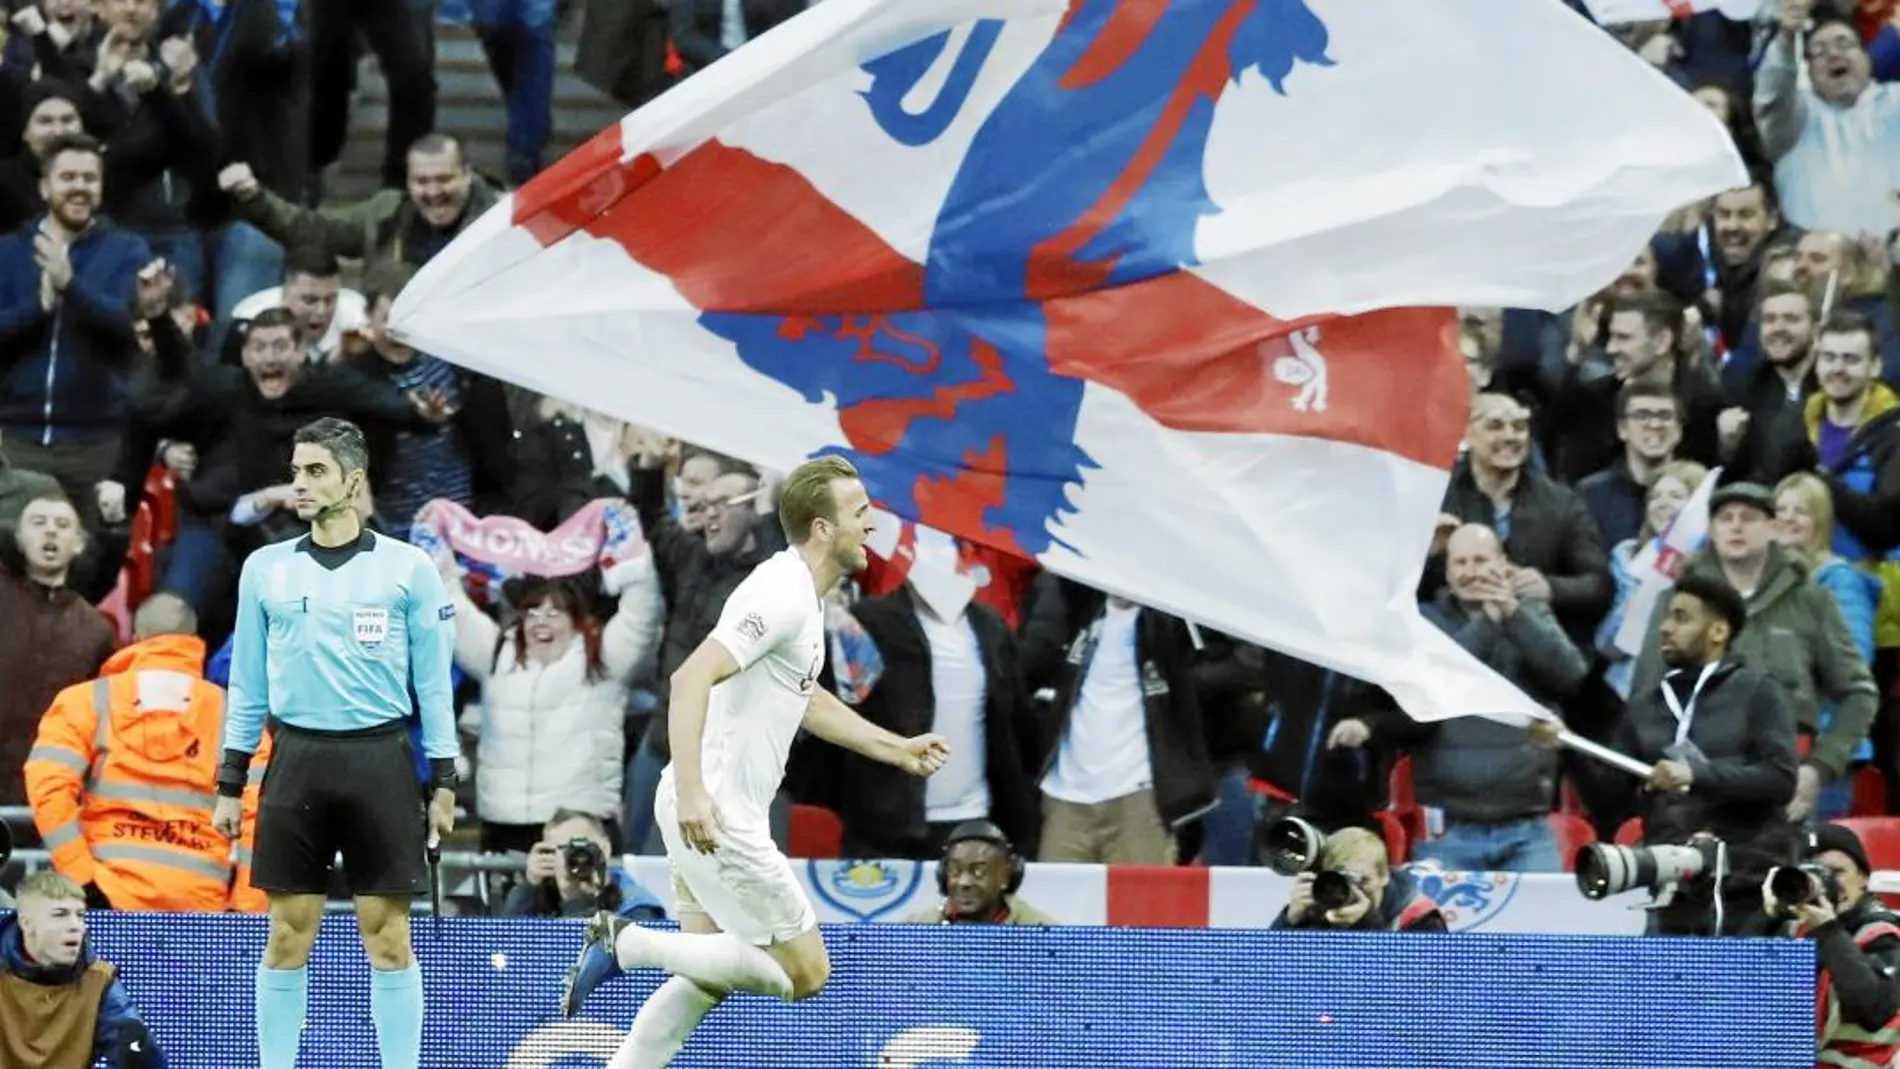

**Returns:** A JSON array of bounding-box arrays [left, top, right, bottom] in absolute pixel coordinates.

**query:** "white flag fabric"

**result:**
[[391, 0, 1745, 723], [1582, 0, 1763, 26], [1614, 467, 1722, 658]]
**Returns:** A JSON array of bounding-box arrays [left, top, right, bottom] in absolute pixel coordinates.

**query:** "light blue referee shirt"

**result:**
[[223, 530, 460, 762]]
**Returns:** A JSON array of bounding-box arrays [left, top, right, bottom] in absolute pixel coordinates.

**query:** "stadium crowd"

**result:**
[[2, 0, 1900, 1063], [0, 0, 1893, 929]]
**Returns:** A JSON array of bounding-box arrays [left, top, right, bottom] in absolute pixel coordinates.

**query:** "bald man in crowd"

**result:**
[[1431, 394, 1611, 645], [1331, 524, 1589, 872]]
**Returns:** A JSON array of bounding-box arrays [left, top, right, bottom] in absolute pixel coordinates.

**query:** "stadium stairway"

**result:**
[[329, 7, 626, 201]]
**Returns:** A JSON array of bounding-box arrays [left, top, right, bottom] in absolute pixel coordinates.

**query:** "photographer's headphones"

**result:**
[[936, 820, 1024, 897]]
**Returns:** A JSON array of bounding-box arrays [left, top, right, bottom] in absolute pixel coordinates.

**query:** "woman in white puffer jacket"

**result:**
[[444, 557, 664, 853]]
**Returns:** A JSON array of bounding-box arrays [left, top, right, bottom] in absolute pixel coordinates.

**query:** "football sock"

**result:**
[[608, 976, 724, 1069], [369, 964, 425, 1069], [613, 926, 793, 999], [255, 965, 308, 1069]]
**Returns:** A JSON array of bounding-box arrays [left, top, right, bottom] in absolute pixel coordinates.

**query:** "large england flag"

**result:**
[[1581, 0, 1762, 26], [391, 0, 1745, 723]]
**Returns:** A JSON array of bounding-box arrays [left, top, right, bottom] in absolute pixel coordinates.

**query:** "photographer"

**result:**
[[1764, 824, 1900, 1067], [1268, 827, 1446, 932], [1539, 570, 1798, 935], [498, 810, 664, 921]]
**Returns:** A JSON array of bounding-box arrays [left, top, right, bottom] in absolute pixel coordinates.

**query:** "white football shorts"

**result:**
[[655, 782, 817, 947]]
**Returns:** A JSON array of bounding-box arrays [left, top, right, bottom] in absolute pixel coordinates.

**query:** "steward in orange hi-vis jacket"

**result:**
[[24, 594, 271, 913]]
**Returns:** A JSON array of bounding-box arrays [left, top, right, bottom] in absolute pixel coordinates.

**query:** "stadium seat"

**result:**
[[119, 501, 157, 610], [1558, 781, 1585, 816], [1832, 818, 1900, 871], [1389, 757, 1426, 844], [1614, 818, 1644, 846], [1372, 810, 1409, 865], [97, 569, 133, 647], [1389, 755, 1416, 809], [142, 464, 177, 547], [1547, 813, 1597, 873], [788, 804, 844, 859], [1852, 767, 1889, 818], [1244, 776, 1296, 805]]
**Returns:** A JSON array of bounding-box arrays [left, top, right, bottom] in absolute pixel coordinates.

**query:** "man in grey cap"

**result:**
[[1630, 481, 1878, 822]]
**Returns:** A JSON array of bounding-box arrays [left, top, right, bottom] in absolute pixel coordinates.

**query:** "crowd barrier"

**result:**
[[622, 857, 1658, 932], [0, 842, 1757, 932], [74, 913, 1807, 1068]]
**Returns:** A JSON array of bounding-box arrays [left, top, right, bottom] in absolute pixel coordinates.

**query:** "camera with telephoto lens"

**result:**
[[1574, 839, 1725, 902], [1262, 816, 1361, 914], [562, 837, 607, 885], [1768, 863, 1844, 915]]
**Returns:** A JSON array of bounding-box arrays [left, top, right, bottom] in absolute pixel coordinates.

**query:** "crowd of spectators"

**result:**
[[0, 0, 1897, 926]]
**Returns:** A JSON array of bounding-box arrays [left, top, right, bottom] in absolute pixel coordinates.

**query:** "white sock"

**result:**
[[607, 976, 723, 1069], [613, 926, 793, 999]]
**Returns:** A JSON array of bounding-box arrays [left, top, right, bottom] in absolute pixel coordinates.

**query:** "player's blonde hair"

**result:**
[[778, 455, 862, 544], [17, 869, 85, 903]]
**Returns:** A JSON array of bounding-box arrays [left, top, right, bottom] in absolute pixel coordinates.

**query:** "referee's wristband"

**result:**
[[216, 750, 253, 798], [428, 758, 459, 795]]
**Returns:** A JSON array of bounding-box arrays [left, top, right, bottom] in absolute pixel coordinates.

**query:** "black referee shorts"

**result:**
[[252, 719, 429, 898]]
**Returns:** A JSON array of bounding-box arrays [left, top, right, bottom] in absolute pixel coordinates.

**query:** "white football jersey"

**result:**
[[694, 549, 826, 821]]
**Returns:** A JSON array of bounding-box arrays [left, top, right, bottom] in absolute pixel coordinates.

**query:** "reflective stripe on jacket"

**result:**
[[1819, 919, 1900, 1069], [23, 633, 270, 912]]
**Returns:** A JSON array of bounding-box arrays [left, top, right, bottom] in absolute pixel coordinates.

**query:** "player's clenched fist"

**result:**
[[897, 734, 950, 777]]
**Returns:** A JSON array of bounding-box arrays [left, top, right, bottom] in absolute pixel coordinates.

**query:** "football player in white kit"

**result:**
[[562, 454, 951, 1068]]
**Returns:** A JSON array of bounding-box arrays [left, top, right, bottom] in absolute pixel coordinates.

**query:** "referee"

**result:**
[[210, 417, 460, 1069]]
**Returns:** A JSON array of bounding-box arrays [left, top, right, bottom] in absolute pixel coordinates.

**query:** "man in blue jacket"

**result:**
[[0, 869, 166, 1067], [0, 131, 152, 521]]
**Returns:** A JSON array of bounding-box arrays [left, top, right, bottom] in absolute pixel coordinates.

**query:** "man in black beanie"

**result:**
[[0, 81, 85, 230], [1764, 822, 1900, 1066]]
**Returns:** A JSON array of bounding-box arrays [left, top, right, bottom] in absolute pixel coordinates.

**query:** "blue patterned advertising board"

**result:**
[[60, 914, 1810, 1067]]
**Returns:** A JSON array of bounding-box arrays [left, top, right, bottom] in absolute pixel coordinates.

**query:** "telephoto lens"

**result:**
[[1769, 864, 1840, 910], [1262, 817, 1327, 877], [1574, 842, 1714, 900], [1575, 844, 1628, 900]]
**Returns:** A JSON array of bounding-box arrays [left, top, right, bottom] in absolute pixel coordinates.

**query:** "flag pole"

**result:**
[[1557, 729, 1655, 780]]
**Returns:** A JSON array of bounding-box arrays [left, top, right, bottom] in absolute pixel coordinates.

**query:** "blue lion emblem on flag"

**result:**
[[1410, 865, 1520, 931]]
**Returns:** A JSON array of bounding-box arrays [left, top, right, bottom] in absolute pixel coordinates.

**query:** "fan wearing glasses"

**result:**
[[1755, 1, 1900, 239]]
